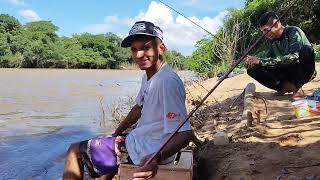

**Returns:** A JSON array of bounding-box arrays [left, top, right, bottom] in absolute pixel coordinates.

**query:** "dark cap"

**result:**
[[121, 21, 163, 47]]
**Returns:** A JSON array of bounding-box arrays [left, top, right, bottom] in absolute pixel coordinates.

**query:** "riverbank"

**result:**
[[186, 63, 320, 179]]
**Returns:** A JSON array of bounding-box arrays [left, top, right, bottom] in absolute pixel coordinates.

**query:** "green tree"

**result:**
[[0, 13, 180, 69], [164, 50, 187, 70], [187, 0, 320, 77], [185, 38, 214, 76], [0, 14, 21, 34]]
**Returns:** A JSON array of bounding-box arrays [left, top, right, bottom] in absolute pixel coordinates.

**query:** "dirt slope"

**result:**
[[187, 63, 320, 180]]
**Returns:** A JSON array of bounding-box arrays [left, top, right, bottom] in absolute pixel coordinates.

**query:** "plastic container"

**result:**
[[214, 132, 229, 145], [308, 100, 320, 114], [291, 100, 311, 118]]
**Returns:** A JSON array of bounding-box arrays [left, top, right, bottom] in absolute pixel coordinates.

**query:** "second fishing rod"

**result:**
[[144, 0, 298, 166]]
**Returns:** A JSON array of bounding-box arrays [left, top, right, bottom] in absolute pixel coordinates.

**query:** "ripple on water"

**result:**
[[0, 127, 96, 180]]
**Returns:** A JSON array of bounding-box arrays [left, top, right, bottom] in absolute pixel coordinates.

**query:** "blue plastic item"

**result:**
[[306, 88, 320, 102]]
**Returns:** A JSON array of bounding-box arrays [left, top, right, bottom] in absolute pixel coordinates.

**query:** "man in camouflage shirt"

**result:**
[[244, 11, 316, 98]]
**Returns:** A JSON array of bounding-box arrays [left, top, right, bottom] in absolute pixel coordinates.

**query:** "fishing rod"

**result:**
[[144, 0, 297, 166]]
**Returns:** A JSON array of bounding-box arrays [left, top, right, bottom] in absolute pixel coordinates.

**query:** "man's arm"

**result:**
[[113, 104, 141, 136], [155, 130, 192, 162], [245, 29, 310, 67], [260, 30, 305, 66], [133, 130, 192, 179]]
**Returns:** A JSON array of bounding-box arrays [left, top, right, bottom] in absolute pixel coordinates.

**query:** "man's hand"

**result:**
[[131, 130, 191, 179], [133, 159, 158, 180], [244, 55, 260, 67], [114, 136, 129, 165]]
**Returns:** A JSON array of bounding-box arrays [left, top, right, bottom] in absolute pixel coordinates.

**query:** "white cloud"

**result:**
[[104, 15, 120, 24], [132, 1, 228, 55], [81, 15, 124, 34], [6, 0, 27, 6], [81, 1, 228, 55], [19, 9, 41, 22], [173, 0, 244, 12], [135, 1, 174, 27]]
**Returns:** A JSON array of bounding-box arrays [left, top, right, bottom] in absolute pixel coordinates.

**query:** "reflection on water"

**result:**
[[0, 68, 197, 179]]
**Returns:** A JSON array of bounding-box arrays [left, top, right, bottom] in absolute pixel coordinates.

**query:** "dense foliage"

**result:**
[[186, 0, 320, 77], [1, 0, 319, 72], [0, 14, 132, 68], [0, 14, 187, 69]]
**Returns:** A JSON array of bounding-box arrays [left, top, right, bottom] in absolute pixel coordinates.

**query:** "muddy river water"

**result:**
[[0, 68, 197, 179]]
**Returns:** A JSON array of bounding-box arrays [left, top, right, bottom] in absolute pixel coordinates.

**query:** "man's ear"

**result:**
[[159, 42, 166, 55]]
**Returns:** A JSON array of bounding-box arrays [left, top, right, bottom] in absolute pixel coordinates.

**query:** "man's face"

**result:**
[[130, 36, 164, 70], [259, 19, 282, 39]]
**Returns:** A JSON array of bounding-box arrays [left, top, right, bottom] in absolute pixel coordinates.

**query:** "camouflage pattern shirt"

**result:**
[[260, 26, 312, 66]]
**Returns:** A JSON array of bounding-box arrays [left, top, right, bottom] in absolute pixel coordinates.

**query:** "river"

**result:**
[[0, 68, 197, 179]]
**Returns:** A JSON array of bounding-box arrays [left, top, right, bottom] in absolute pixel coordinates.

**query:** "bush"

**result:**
[[314, 44, 320, 62]]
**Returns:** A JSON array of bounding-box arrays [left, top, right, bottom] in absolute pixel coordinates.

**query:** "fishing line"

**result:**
[[144, 0, 298, 166]]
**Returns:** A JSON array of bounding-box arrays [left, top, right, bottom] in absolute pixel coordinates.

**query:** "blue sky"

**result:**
[[0, 0, 245, 55]]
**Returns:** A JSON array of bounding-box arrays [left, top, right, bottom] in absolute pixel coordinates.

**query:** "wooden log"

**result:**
[[247, 111, 254, 127], [242, 83, 256, 127]]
